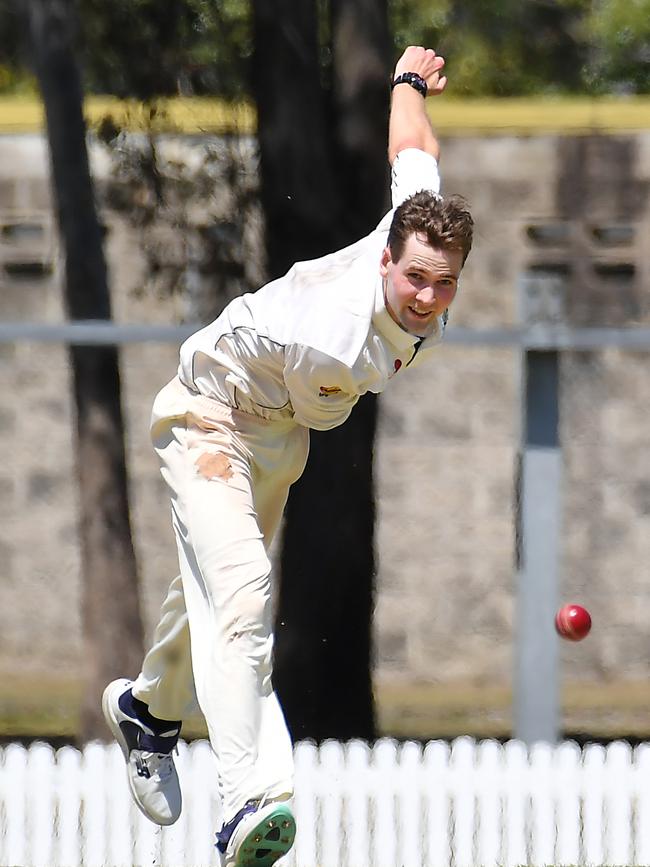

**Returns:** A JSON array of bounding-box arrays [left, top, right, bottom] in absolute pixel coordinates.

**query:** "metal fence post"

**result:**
[[514, 273, 565, 744]]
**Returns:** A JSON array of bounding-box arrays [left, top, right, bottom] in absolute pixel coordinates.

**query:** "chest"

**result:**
[[354, 332, 422, 395]]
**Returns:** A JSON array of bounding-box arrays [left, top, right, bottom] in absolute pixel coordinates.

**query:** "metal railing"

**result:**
[[2, 319, 650, 349], [3, 313, 650, 746]]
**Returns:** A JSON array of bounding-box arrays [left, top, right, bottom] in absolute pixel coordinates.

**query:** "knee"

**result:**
[[220, 565, 274, 662], [227, 585, 272, 637]]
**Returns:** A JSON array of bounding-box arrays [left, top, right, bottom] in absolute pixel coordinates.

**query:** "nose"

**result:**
[[415, 285, 435, 306]]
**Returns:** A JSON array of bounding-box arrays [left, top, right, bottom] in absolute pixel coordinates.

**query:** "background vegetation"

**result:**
[[2, 0, 650, 99]]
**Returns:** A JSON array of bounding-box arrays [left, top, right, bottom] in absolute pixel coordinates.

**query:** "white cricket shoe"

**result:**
[[102, 677, 182, 826], [217, 800, 296, 867]]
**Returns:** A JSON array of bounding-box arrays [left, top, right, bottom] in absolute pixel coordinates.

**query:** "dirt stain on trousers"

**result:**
[[195, 451, 234, 481]]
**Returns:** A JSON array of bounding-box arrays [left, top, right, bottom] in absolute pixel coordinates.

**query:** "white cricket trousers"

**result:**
[[131, 375, 310, 820]]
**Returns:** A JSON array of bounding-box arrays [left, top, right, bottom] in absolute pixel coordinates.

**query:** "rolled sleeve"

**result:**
[[391, 148, 441, 208]]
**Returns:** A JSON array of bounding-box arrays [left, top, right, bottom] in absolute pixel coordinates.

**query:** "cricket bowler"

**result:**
[[103, 44, 473, 867]]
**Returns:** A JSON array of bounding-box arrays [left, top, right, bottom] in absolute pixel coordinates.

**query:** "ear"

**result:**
[[380, 246, 392, 278]]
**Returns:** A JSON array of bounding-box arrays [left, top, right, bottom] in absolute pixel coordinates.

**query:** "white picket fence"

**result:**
[[1, 737, 650, 867]]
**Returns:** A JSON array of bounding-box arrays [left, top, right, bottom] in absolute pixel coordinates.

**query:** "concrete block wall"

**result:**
[[0, 132, 649, 705]]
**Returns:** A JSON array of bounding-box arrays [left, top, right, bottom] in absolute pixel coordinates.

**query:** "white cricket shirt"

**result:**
[[178, 148, 444, 431]]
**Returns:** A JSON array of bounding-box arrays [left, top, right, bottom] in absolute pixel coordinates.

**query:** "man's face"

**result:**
[[380, 232, 463, 337]]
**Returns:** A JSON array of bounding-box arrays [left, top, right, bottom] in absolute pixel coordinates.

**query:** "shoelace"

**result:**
[[138, 751, 174, 781]]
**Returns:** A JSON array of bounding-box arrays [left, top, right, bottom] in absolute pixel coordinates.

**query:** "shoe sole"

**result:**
[[101, 678, 179, 827], [233, 804, 296, 867], [101, 678, 134, 764]]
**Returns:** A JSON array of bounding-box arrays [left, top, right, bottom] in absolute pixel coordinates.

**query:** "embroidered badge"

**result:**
[[319, 385, 342, 397]]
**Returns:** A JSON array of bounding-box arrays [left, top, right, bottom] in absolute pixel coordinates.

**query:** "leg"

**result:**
[[102, 567, 193, 828], [132, 573, 197, 720], [150, 411, 304, 820], [241, 419, 310, 808], [132, 414, 308, 727]]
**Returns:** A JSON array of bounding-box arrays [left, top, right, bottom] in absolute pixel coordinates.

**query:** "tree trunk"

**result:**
[[24, 0, 144, 741], [330, 0, 392, 232], [277, 400, 378, 742], [252, 0, 389, 742], [251, 0, 343, 275]]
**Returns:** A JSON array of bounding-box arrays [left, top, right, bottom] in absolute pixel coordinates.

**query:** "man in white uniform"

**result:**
[[103, 45, 473, 867]]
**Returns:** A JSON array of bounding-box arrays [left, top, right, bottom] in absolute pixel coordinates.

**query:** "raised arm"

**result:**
[[388, 46, 447, 165]]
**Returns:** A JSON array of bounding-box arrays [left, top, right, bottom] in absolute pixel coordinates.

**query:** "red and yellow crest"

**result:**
[[319, 385, 342, 397]]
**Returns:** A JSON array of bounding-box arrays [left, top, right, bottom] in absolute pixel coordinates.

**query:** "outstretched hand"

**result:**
[[393, 46, 447, 96]]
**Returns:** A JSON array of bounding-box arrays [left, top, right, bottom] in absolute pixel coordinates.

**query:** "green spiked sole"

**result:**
[[233, 804, 296, 867]]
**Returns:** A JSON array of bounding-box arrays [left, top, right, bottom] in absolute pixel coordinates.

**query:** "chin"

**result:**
[[404, 317, 435, 337]]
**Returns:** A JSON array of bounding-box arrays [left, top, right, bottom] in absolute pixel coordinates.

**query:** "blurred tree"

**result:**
[[0, 0, 35, 91], [97, 126, 264, 321], [252, 0, 390, 742], [21, 0, 145, 741], [76, 0, 198, 98], [584, 0, 650, 93], [76, 0, 251, 98], [390, 0, 592, 95], [6, 0, 650, 99]]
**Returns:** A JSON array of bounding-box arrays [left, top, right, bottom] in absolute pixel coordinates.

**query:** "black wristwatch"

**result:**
[[391, 72, 428, 97]]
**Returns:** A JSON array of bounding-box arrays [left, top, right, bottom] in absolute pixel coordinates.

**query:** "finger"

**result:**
[[432, 75, 448, 95]]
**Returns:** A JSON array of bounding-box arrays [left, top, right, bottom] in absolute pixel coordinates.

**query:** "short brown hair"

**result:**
[[388, 191, 474, 264]]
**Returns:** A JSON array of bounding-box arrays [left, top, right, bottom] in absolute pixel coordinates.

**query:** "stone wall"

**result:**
[[1, 132, 649, 732]]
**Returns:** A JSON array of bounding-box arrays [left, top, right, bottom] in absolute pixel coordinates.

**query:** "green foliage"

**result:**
[[389, 0, 593, 95], [0, 63, 38, 94], [0, 0, 34, 93], [77, 0, 251, 99], [78, 0, 198, 98], [184, 0, 252, 97], [3, 0, 650, 99], [585, 0, 650, 92]]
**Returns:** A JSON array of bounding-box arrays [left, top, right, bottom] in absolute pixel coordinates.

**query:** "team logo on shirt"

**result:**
[[390, 359, 402, 377], [319, 385, 342, 397]]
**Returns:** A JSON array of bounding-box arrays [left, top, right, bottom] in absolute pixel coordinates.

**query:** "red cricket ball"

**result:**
[[555, 603, 592, 641]]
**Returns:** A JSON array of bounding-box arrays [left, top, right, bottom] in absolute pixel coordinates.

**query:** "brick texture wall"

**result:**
[[1, 133, 648, 714]]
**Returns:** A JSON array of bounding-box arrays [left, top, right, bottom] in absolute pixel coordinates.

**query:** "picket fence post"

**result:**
[[2, 741, 28, 867], [635, 744, 650, 865]]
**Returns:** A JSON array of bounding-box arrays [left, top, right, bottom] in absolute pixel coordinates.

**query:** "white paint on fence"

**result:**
[[1, 737, 650, 866]]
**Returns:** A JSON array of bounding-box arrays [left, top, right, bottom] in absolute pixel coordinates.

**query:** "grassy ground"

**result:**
[[1, 94, 650, 135], [0, 672, 206, 742], [376, 679, 650, 743], [2, 672, 649, 743]]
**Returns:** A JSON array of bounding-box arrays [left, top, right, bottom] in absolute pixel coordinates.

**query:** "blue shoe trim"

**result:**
[[118, 689, 182, 734], [117, 688, 181, 754], [215, 801, 259, 853]]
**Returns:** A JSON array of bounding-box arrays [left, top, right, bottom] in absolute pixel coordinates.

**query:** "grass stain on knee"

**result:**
[[195, 451, 234, 481]]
